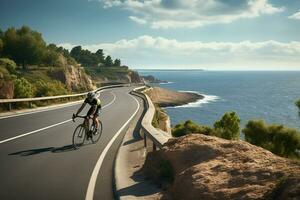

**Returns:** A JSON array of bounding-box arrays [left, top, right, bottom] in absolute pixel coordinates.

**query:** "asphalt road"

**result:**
[[0, 87, 143, 200]]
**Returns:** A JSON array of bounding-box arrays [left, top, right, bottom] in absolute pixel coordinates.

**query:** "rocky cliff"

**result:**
[[144, 134, 300, 200], [49, 55, 95, 91], [0, 80, 13, 99], [50, 65, 95, 92]]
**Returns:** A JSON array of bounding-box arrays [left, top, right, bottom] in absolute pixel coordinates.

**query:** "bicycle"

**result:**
[[72, 114, 103, 149]]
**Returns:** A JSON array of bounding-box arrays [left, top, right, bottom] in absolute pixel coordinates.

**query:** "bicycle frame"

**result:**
[[72, 114, 103, 148], [73, 115, 95, 133]]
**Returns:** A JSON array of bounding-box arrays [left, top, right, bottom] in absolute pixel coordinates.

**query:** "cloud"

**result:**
[[129, 16, 147, 24], [95, 0, 284, 28], [289, 10, 300, 20], [59, 35, 300, 70]]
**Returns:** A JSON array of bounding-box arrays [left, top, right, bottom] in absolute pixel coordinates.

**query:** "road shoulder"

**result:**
[[114, 99, 162, 200]]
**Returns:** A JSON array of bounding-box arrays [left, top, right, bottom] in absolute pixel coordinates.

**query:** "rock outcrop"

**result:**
[[0, 80, 14, 99], [146, 87, 203, 107], [144, 134, 300, 200], [50, 65, 95, 92], [130, 70, 143, 83], [142, 75, 167, 84]]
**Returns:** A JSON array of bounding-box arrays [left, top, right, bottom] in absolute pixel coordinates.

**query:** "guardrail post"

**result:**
[[153, 142, 157, 151], [144, 132, 147, 147], [8, 103, 12, 111]]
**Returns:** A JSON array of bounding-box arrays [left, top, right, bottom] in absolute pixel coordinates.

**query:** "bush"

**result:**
[[243, 120, 272, 149], [243, 120, 300, 159], [172, 120, 215, 137], [13, 78, 34, 98], [0, 58, 17, 74], [152, 105, 168, 128], [295, 99, 300, 111], [172, 113, 240, 140], [214, 112, 241, 140], [34, 80, 69, 97]]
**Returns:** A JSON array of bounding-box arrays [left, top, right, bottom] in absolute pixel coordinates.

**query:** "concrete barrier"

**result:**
[[131, 86, 172, 150]]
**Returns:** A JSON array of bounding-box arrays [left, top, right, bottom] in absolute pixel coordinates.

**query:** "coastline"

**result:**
[[145, 87, 204, 108]]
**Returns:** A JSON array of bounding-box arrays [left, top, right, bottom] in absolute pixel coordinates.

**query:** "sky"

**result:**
[[0, 0, 300, 70]]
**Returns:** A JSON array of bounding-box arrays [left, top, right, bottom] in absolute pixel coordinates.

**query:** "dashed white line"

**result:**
[[0, 92, 116, 144]]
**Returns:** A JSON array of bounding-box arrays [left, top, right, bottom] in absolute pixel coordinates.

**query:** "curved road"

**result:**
[[0, 87, 143, 200]]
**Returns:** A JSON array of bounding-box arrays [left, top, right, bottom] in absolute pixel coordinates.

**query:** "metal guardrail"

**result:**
[[0, 84, 130, 111], [131, 86, 172, 150]]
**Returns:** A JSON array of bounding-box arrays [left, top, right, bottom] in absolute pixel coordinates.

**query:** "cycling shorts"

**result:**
[[87, 105, 101, 117]]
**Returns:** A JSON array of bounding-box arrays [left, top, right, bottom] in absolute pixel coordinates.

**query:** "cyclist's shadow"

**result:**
[[9, 144, 85, 156]]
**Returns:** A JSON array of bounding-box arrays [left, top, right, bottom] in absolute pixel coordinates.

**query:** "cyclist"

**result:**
[[73, 91, 102, 138]]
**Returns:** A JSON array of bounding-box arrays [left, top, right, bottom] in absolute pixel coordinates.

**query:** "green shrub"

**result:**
[[295, 99, 300, 110], [243, 120, 300, 159], [13, 78, 34, 98], [0, 66, 11, 80], [172, 112, 240, 140], [0, 58, 17, 74], [214, 112, 240, 140], [243, 120, 272, 149], [34, 80, 69, 97], [172, 120, 215, 137], [0, 39, 3, 56], [152, 105, 168, 128]]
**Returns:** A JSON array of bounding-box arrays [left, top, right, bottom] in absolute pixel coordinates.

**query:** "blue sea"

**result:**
[[138, 70, 300, 131]]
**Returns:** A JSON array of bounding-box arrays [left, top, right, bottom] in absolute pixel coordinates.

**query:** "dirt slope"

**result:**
[[144, 134, 300, 200]]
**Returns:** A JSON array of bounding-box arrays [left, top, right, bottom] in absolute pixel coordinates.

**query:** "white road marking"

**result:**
[[0, 92, 116, 144], [85, 93, 140, 200], [0, 89, 111, 120], [0, 101, 82, 120]]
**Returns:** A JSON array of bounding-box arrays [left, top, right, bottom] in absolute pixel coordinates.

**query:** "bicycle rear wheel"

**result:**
[[73, 125, 86, 149], [92, 121, 103, 143]]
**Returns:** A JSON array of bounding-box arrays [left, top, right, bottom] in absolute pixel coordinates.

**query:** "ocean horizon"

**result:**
[[138, 70, 300, 132]]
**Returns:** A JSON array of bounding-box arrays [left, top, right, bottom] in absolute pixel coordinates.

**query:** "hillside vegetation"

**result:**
[[0, 26, 141, 101], [172, 113, 300, 160]]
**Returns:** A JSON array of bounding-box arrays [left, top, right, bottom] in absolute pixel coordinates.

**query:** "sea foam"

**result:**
[[171, 90, 220, 108]]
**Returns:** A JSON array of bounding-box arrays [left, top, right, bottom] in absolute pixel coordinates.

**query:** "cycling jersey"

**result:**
[[84, 97, 101, 107], [85, 97, 101, 117]]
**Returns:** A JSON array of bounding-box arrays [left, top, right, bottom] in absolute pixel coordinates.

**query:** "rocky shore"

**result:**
[[145, 87, 204, 107], [143, 134, 300, 200]]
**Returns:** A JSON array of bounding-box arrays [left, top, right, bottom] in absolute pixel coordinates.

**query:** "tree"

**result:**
[[0, 28, 3, 56], [295, 99, 300, 111], [43, 49, 59, 67], [2, 26, 47, 69], [243, 120, 300, 159], [0, 39, 3, 57], [0, 58, 17, 73], [13, 78, 35, 98], [172, 120, 216, 137], [70, 45, 82, 61], [2, 27, 18, 59], [70, 46, 96, 66], [104, 55, 113, 67], [0, 28, 3, 38], [114, 59, 121, 67], [95, 49, 105, 63], [214, 112, 240, 140]]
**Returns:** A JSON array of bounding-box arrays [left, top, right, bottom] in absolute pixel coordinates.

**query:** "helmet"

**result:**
[[87, 91, 96, 100]]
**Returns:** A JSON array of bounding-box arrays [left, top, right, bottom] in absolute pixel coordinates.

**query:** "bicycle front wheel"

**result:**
[[73, 125, 86, 149], [92, 121, 103, 143]]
